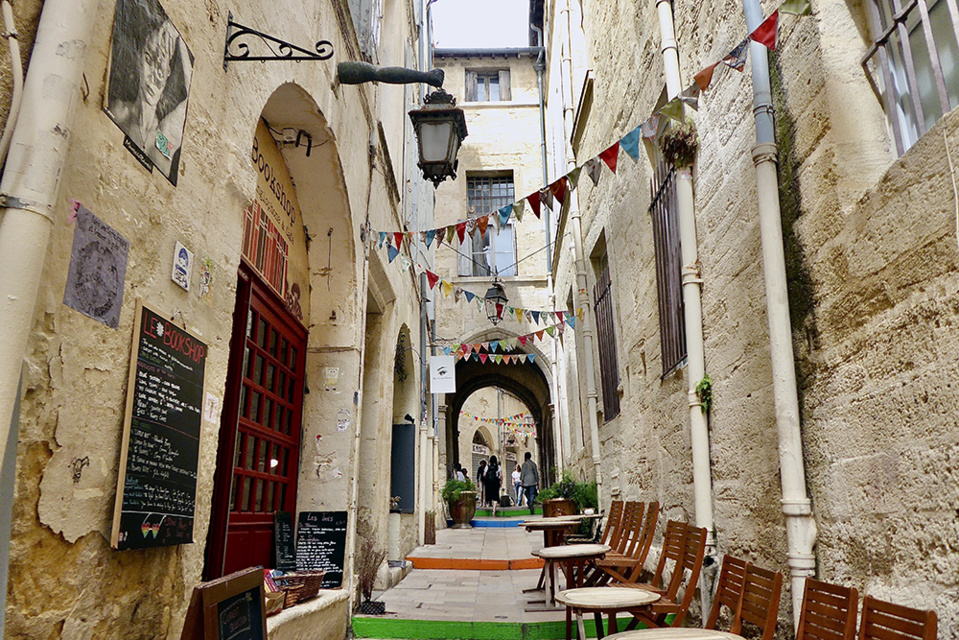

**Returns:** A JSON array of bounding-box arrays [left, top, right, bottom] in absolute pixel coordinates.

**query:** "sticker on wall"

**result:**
[[314, 434, 323, 452], [324, 367, 339, 391], [104, 0, 194, 185], [336, 409, 351, 432], [331, 468, 343, 479], [171, 241, 193, 291], [203, 392, 222, 423], [197, 255, 215, 302], [63, 204, 130, 329]]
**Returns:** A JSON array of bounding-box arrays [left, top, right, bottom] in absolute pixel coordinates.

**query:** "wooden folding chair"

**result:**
[[858, 596, 937, 640], [704, 554, 750, 631], [796, 578, 858, 640], [730, 563, 782, 640], [593, 502, 659, 586], [600, 500, 624, 546], [626, 521, 707, 629]]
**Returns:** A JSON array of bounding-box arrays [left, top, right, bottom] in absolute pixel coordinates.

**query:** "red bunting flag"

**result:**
[[519, 335, 529, 346], [394, 232, 404, 249], [527, 193, 542, 219], [479, 354, 488, 364], [456, 221, 467, 244], [694, 63, 718, 92], [750, 10, 778, 50], [476, 215, 489, 238], [549, 177, 568, 206], [599, 143, 619, 173], [426, 270, 439, 289]]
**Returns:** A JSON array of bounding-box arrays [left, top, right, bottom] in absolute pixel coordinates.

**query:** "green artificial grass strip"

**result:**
[[351, 615, 655, 640]]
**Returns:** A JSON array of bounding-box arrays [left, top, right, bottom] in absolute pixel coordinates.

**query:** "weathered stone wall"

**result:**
[[549, 0, 959, 632], [6, 0, 428, 636]]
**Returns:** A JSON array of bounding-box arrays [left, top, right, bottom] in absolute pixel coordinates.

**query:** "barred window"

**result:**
[[862, 0, 959, 154], [462, 175, 516, 277], [650, 162, 686, 376], [593, 251, 621, 421]]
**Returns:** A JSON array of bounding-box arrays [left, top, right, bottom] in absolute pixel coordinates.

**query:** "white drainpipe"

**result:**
[[0, 0, 100, 634], [655, 0, 716, 558], [560, 0, 603, 506], [742, 0, 817, 628]]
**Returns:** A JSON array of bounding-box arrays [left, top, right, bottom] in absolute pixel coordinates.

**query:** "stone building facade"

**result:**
[[0, 0, 438, 637], [542, 0, 959, 634]]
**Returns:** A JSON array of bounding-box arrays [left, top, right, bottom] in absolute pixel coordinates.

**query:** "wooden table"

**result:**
[[555, 587, 660, 640], [533, 543, 611, 606], [523, 517, 582, 591], [604, 630, 744, 640]]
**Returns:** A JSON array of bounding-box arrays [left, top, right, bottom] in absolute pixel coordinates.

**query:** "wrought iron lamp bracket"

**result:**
[[224, 12, 334, 70]]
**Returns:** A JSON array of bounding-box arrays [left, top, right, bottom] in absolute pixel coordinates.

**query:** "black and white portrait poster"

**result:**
[[64, 206, 130, 329], [105, 0, 193, 185]]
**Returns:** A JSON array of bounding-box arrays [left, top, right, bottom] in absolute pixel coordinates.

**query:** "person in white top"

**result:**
[[512, 465, 523, 505]]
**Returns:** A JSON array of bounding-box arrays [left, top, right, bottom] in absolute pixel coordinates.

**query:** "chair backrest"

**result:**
[[705, 555, 749, 631], [796, 578, 858, 640], [623, 501, 659, 583], [858, 596, 937, 640], [731, 563, 782, 640], [612, 501, 644, 554], [650, 519, 687, 590], [600, 500, 624, 545], [665, 523, 708, 627], [619, 502, 647, 557]]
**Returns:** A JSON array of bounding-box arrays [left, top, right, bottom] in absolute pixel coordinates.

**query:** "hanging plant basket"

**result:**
[[659, 118, 699, 168]]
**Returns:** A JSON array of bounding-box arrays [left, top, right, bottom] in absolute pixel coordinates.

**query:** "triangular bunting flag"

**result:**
[[584, 157, 603, 186], [567, 166, 582, 190], [456, 221, 467, 244], [722, 38, 750, 72], [473, 343, 483, 353], [641, 114, 661, 140], [556, 311, 564, 323], [513, 201, 525, 222], [527, 193, 542, 219], [489, 341, 498, 353], [695, 63, 718, 92], [779, 0, 811, 15], [498, 340, 508, 351], [444, 347, 452, 356], [445, 225, 457, 245], [546, 326, 555, 337], [498, 205, 512, 227], [387, 244, 399, 263], [549, 177, 568, 205], [620, 127, 641, 160], [514, 307, 524, 319], [599, 143, 619, 173], [535, 330, 545, 341], [463, 343, 472, 354], [527, 354, 535, 363], [472, 354, 479, 362], [378, 231, 387, 248], [557, 322, 565, 334], [464, 290, 476, 303], [660, 98, 684, 122], [425, 229, 436, 247], [750, 10, 778, 50], [539, 188, 554, 210], [442, 280, 454, 297], [494, 355, 503, 364], [476, 215, 489, 239], [519, 335, 528, 346], [680, 83, 700, 111], [479, 354, 488, 364], [531, 310, 541, 325], [426, 270, 439, 289], [394, 232, 404, 249], [567, 316, 576, 328]]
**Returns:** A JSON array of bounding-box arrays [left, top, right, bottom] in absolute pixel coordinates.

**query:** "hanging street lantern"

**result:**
[[408, 89, 469, 187], [484, 280, 508, 326]]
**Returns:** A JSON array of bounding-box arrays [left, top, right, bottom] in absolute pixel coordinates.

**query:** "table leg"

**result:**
[[565, 606, 573, 640], [608, 611, 618, 635], [549, 560, 557, 606], [576, 611, 588, 640], [593, 612, 605, 639]]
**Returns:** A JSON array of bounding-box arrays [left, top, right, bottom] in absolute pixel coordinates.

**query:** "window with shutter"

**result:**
[[465, 69, 511, 102], [592, 251, 621, 421], [650, 161, 686, 376]]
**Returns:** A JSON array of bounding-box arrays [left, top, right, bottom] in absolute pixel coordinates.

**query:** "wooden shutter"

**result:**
[[465, 71, 477, 102], [593, 261, 621, 420], [498, 69, 511, 100], [650, 162, 686, 376]]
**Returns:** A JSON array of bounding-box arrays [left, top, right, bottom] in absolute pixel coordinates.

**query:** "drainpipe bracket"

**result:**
[[785, 553, 817, 575], [780, 497, 812, 516], [751, 142, 778, 166], [0, 193, 51, 219]]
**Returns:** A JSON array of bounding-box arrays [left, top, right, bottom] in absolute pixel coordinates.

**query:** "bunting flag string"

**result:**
[[367, 0, 811, 274]]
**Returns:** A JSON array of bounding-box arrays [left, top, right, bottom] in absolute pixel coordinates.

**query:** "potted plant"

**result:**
[[442, 477, 476, 528], [356, 532, 387, 614], [538, 470, 578, 517]]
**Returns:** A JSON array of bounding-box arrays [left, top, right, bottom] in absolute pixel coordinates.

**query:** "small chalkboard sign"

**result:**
[[273, 511, 296, 572], [295, 511, 347, 588], [112, 300, 207, 549], [179, 567, 266, 640]]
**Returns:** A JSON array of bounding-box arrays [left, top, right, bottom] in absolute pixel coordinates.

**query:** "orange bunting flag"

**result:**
[[549, 177, 568, 206], [426, 270, 439, 289], [750, 10, 778, 50], [535, 330, 545, 341], [476, 215, 489, 238], [599, 143, 619, 173], [694, 63, 718, 92], [527, 193, 542, 219]]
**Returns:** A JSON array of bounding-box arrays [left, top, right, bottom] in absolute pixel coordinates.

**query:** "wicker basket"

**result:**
[[281, 584, 304, 608], [294, 570, 326, 601]]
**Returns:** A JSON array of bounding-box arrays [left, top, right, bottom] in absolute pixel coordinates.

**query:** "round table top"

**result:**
[[524, 520, 581, 531], [534, 543, 610, 559], [554, 587, 660, 610], [604, 630, 743, 640]]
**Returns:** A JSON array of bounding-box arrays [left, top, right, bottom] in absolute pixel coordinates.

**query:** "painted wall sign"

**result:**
[[243, 120, 310, 326], [112, 300, 206, 550], [105, 0, 194, 185], [429, 355, 456, 393], [63, 204, 129, 329], [294, 511, 347, 587]]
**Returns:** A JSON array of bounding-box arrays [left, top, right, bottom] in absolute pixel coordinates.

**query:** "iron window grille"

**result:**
[[650, 162, 686, 377], [593, 254, 621, 421], [862, 0, 959, 154]]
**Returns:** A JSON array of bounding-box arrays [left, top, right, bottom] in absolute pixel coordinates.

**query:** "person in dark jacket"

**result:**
[[476, 460, 487, 505], [521, 451, 539, 509], [484, 456, 502, 507]]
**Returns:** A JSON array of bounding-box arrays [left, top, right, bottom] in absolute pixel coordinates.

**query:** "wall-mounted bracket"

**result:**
[[224, 12, 333, 70]]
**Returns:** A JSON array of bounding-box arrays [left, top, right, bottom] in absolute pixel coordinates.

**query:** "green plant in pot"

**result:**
[[537, 470, 580, 517], [442, 477, 476, 528]]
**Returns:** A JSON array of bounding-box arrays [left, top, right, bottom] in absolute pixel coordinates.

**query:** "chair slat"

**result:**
[[858, 596, 937, 640], [704, 555, 749, 631], [731, 563, 782, 640]]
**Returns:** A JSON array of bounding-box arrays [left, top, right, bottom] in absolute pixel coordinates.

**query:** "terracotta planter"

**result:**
[[448, 491, 476, 528], [543, 497, 577, 517]]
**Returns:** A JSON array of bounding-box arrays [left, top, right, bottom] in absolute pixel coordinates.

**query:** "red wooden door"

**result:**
[[206, 265, 306, 578]]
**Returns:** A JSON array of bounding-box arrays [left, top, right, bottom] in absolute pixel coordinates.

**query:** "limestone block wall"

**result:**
[[5, 0, 428, 636]]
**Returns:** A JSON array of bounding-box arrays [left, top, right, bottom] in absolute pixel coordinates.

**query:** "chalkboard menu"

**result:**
[[179, 567, 266, 640], [295, 511, 347, 587], [112, 300, 207, 550], [273, 511, 296, 572]]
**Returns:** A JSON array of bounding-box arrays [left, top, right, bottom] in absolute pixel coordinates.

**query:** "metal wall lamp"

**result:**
[[224, 12, 334, 69], [484, 280, 508, 326]]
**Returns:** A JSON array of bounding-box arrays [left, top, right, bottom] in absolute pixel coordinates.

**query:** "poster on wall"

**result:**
[[104, 0, 194, 185], [112, 299, 207, 550], [63, 204, 129, 329], [429, 355, 456, 393]]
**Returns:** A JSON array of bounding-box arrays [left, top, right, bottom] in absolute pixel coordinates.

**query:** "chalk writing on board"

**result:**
[[295, 511, 347, 587]]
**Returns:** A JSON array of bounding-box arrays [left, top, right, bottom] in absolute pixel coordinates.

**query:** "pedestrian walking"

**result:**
[[476, 460, 487, 505], [521, 451, 539, 510], [484, 456, 502, 507], [512, 464, 523, 506]]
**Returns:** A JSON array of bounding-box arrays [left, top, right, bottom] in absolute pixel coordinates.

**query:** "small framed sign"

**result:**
[[179, 567, 266, 640]]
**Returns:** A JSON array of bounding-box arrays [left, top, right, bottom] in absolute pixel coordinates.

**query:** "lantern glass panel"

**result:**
[[418, 121, 454, 162]]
